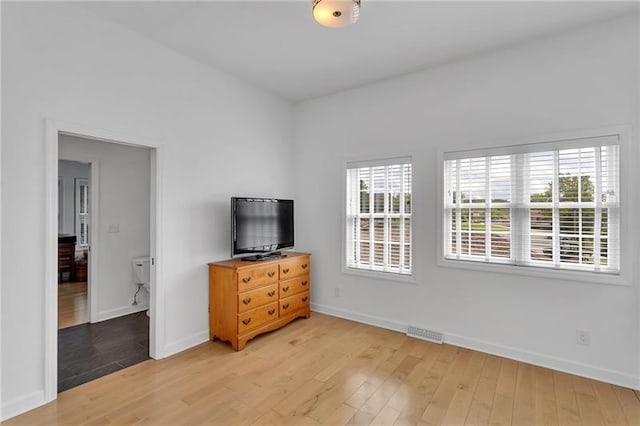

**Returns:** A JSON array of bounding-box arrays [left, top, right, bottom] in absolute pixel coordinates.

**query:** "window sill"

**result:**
[[437, 257, 630, 286], [341, 266, 416, 284]]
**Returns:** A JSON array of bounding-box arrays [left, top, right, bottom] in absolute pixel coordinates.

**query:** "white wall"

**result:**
[[294, 15, 640, 388], [60, 135, 151, 318], [58, 159, 89, 236], [1, 2, 294, 418]]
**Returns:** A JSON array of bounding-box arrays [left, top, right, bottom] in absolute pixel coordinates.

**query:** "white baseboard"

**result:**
[[311, 302, 406, 333], [163, 330, 209, 358], [311, 302, 639, 390], [96, 304, 149, 322], [444, 332, 639, 390], [1, 390, 45, 422]]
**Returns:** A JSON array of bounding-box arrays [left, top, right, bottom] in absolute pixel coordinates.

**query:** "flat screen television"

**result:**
[[231, 197, 294, 260]]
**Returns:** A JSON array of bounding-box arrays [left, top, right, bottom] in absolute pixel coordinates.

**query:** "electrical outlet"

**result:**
[[334, 287, 341, 297], [576, 329, 590, 346]]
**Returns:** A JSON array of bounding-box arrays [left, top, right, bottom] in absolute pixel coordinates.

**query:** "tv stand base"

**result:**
[[241, 251, 286, 262]]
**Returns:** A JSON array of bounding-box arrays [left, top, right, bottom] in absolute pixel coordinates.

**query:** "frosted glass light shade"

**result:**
[[313, 0, 360, 28]]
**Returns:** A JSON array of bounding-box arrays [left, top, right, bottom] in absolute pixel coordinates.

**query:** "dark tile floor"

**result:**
[[58, 311, 149, 393]]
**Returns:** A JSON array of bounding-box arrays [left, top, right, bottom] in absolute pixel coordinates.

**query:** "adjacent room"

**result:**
[[1, 1, 639, 424], [56, 135, 152, 393]]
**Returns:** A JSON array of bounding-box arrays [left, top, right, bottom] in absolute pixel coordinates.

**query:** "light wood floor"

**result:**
[[58, 281, 88, 329], [5, 313, 640, 425]]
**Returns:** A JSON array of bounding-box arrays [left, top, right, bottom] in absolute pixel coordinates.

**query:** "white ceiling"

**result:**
[[81, 1, 637, 102]]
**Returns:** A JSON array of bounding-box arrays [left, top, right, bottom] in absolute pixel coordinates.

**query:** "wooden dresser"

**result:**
[[208, 252, 311, 351]]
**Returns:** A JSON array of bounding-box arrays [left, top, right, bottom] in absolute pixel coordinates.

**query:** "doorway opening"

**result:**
[[46, 120, 163, 401], [57, 136, 153, 392]]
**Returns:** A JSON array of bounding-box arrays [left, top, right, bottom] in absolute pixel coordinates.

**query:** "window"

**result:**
[[75, 178, 89, 247], [443, 135, 620, 274], [346, 157, 412, 276]]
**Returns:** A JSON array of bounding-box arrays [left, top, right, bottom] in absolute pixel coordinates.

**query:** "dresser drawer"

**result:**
[[279, 291, 310, 316], [279, 275, 310, 298], [238, 283, 278, 313], [237, 265, 278, 291], [238, 302, 278, 334], [279, 256, 310, 280]]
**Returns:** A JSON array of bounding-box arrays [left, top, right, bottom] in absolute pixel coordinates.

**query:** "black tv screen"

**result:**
[[231, 197, 294, 256]]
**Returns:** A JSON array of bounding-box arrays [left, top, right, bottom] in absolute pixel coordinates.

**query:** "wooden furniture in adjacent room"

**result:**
[[75, 259, 88, 282], [58, 234, 77, 282], [208, 252, 311, 351]]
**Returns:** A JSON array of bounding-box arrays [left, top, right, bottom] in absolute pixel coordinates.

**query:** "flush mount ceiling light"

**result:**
[[313, 0, 361, 28]]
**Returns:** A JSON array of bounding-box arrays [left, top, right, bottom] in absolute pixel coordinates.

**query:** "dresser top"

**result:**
[[209, 252, 311, 269]]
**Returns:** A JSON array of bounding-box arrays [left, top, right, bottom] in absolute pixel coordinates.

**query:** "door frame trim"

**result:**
[[44, 119, 165, 402]]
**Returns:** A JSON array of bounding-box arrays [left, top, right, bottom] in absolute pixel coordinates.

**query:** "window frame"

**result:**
[[436, 127, 633, 286], [58, 176, 63, 231], [342, 156, 416, 284]]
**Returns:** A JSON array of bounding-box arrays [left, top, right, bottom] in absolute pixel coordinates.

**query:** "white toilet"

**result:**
[[132, 256, 151, 317]]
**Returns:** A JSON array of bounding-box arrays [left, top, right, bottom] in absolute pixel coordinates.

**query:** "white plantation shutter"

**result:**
[[444, 135, 620, 274], [346, 157, 412, 275], [75, 178, 90, 247]]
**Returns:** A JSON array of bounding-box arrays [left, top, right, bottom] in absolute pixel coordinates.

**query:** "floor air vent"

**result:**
[[407, 326, 444, 344]]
